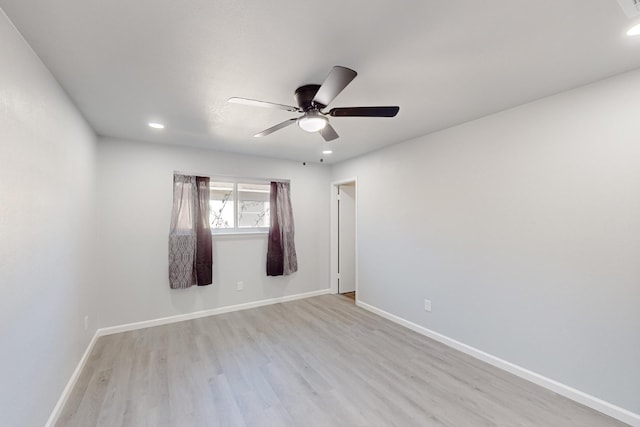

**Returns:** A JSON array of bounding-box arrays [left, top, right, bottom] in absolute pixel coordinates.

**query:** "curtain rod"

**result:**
[[173, 170, 290, 184]]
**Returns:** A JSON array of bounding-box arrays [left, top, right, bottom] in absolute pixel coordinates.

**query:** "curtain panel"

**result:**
[[168, 174, 212, 288], [267, 181, 298, 276]]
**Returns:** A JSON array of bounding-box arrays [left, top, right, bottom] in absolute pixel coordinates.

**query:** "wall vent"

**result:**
[[617, 0, 640, 18]]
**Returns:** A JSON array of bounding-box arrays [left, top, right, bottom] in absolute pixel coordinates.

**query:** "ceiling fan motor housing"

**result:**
[[295, 84, 325, 111]]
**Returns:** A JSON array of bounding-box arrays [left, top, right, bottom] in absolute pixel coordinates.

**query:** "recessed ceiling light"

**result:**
[[627, 23, 640, 36], [322, 149, 333, 154], [148, 122, 165, 129]]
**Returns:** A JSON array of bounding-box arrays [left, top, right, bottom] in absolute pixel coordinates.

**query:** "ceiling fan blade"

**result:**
[[228, 97, 300, 112], [319, 123, 339, 142], [253, 118, 297, 137], [312, 66, 358, 107], [328, 106, 400, 117]]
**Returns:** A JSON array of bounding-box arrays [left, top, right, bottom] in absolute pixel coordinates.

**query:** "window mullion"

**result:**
[[234, 182, 239, 231]]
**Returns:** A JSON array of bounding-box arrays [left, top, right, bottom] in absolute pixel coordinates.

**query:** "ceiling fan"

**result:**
[[228, 66, 399, 142]]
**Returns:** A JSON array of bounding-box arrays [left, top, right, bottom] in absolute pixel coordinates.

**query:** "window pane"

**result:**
[[237, 183, 270, 228], [210, 181, 234, 229]]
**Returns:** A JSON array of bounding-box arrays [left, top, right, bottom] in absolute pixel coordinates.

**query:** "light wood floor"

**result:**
[[57, 295, 628, 426]]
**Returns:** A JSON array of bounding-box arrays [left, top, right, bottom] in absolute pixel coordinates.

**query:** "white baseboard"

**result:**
[[356, 300, 640, 427], [97, 289, 331, 336], [45, 332, 100, 427], [46, 288, 331, 426]]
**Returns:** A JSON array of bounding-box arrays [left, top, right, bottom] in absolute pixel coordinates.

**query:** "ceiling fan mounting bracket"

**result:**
[[295, 84, 326, 111]]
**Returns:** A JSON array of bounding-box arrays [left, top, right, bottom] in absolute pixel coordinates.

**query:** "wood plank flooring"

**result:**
[[340, 291, 356, 300], [57, 295, 628, 426]]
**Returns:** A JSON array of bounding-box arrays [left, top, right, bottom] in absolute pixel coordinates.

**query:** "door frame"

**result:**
[[330, 177, 358, 297]]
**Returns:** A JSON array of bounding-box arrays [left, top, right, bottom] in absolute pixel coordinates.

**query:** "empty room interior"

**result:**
[[2, 1, 640, 426]]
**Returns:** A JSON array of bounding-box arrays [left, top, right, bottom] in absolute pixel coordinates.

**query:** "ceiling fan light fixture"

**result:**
[[297, 112, 328, 132]]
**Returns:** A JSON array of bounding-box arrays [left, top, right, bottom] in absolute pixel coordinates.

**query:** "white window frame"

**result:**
[[209, 177, 271, 235]]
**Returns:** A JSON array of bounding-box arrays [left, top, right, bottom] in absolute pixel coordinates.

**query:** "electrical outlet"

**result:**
[[424, 299, 432, 312], [84, 315, 89, 330], [236, 281, 244, 291]]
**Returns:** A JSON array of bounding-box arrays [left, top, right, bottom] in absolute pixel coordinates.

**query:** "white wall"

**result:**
[[332, 69, 640, 414], [95, 137, 330, 328], [0, 10, 97, 427]]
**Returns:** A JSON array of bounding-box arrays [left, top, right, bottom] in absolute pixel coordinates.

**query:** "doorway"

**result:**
[[331, 179, 357, 301]]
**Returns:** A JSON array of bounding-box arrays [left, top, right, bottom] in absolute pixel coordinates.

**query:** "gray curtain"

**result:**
[[267, 181, 298, 276], [169, 174, 212, 288]]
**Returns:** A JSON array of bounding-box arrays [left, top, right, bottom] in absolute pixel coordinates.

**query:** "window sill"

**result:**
[[212, 230, 269, 237]]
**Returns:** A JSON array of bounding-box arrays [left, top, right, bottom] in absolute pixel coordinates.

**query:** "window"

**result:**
[[237, 183, 270, 228], [210, 181, 235, 229], [209, 179, 270, 233]]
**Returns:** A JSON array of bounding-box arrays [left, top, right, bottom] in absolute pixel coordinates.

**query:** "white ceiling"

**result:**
[[2, 1, 640, 163]]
